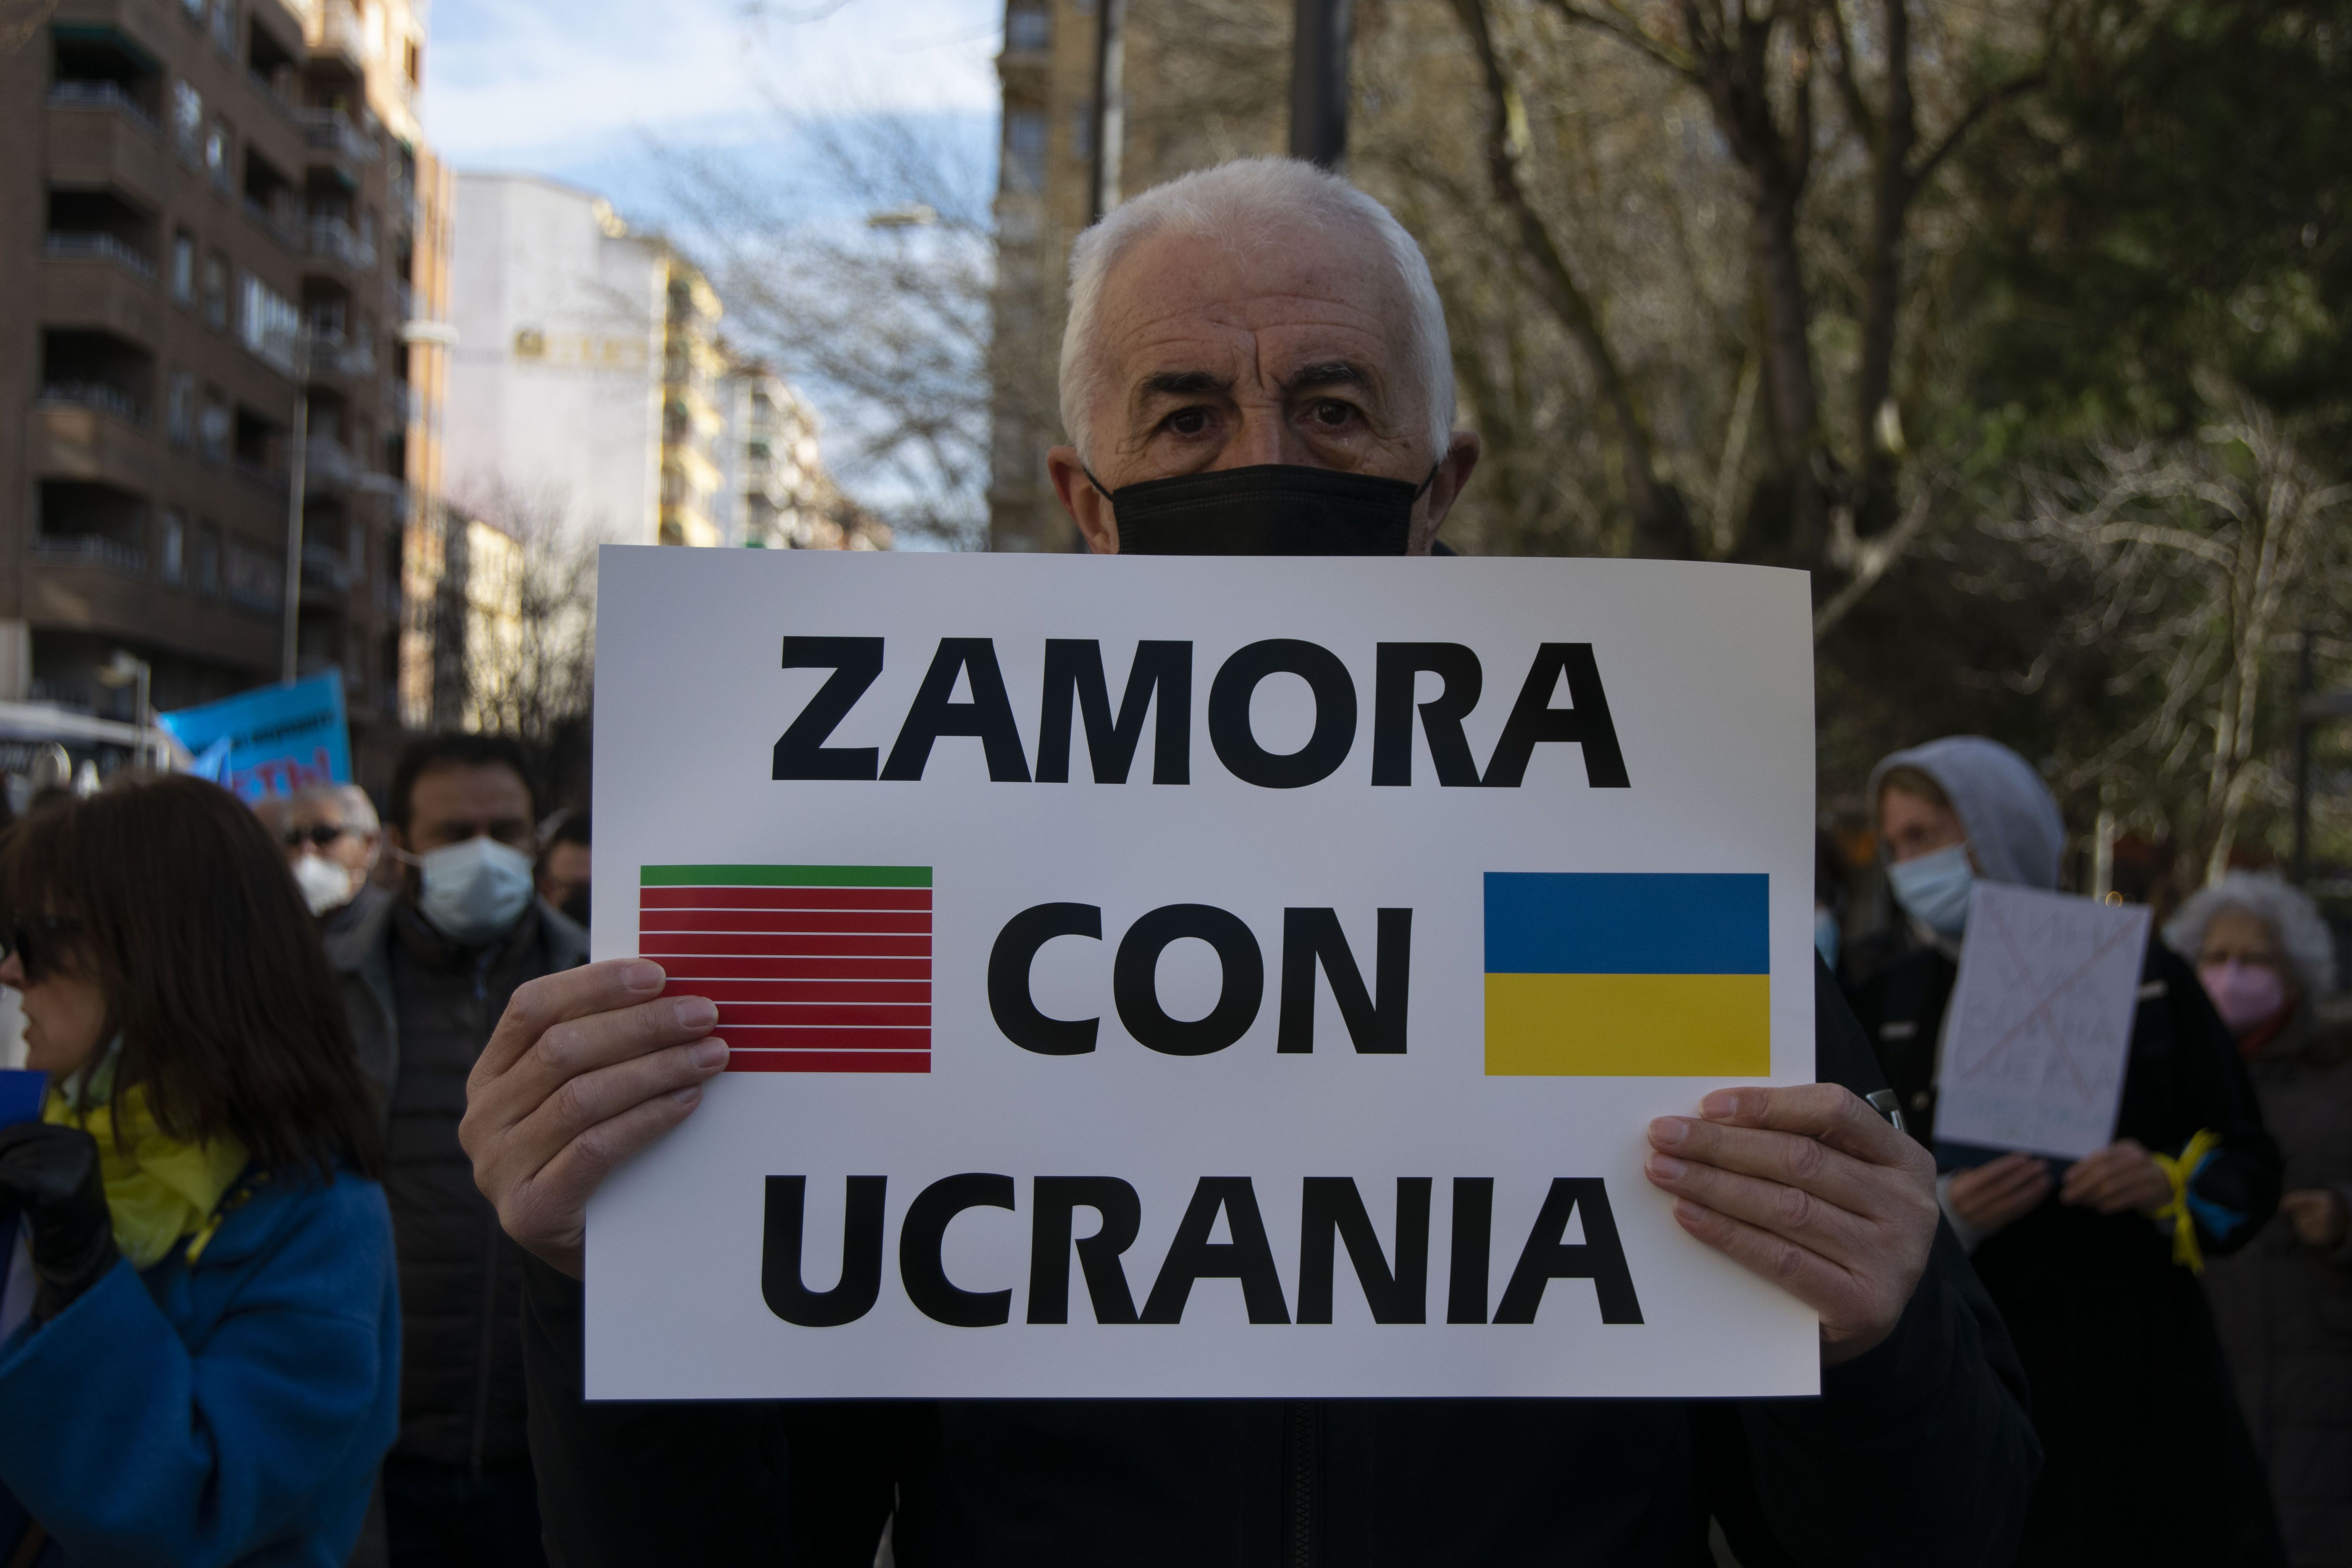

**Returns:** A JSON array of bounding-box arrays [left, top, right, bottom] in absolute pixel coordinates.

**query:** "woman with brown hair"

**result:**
[[0, 773, 397, 1568]]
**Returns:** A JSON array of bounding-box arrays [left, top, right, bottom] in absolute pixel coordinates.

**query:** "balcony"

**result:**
[[302, 434, 356, 493], [297, 107, 377, 166], [47, 80, 160, 134], [42, 232, 155, 284], [44, 104, 167, 205], [312, 0, 367, 74], [303, 330, 375, 383], [242, 197, 304, 252], [234, 456, 287, 495], [30, 403, 158, 488], [307, 216, 376, 272], [301, 541, 356, 593], [38, 382, 144, 425], [32, 533, 148, 578]]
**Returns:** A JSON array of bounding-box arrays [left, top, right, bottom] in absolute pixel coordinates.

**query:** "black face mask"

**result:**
[[1088, 463, 1436, 556]]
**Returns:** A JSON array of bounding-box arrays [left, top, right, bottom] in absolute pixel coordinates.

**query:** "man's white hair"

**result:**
[[290, 779, 379, 835], [1058, 157, 1455, 469], [2165, 869, 2339, 1000]]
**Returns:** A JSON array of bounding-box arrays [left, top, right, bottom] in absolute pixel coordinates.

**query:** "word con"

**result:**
[[988, 902, 1410, 1056]]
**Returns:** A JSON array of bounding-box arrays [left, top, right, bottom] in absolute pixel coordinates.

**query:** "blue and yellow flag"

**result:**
[[1484, 873, 1769, 1076]]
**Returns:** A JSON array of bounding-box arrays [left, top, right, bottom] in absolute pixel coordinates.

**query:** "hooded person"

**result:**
[[2169, 873, 2352, 1566], [1846, 736, 2287, 1567]]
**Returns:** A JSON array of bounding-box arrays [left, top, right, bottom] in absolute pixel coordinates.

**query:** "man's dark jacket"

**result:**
[[519, 964, 2040, 1566], [332, 892, 589, 1469]]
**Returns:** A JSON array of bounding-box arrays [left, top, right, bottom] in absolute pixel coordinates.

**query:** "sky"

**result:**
[[421, 0, 1003, 225]]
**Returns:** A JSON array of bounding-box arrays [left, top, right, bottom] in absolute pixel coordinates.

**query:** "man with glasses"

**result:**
[[279, 781, 386, 931], [326, 734, 585, 1568]]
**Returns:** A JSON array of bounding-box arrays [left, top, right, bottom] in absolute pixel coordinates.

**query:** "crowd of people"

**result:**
[[0, 157, 2345, 1567]]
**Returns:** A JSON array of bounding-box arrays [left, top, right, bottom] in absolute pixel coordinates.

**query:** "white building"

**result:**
[[443, 174, 699, 547]]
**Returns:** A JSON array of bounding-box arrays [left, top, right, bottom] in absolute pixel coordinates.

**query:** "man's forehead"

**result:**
[[1096, 226, 1406, 381]]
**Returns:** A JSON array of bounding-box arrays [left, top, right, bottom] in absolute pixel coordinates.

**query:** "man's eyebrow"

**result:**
[[1285, 360, 1372, 393], [1137, 370, 1231, 399]]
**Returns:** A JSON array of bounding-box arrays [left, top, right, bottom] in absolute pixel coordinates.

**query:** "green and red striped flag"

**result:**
[[639, 865, 931, 1074]]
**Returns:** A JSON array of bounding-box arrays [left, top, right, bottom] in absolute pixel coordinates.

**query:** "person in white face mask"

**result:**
[[1846, 736, 2287, 1568], [278, 782, 385, 932], [317, 734, 586, 1568]]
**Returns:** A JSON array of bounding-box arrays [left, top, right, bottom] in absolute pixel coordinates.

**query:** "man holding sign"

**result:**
[[462, 160, 2035, 1564]]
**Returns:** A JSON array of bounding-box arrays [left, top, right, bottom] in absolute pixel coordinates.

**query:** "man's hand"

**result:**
[[2280, 1188, 2349, 1250], [1947, 1151, 2053, 1238], [1645, 1084, 1938, 1366], [2058, 1138, 2171, 1215], [461, 959, 730, 1279]]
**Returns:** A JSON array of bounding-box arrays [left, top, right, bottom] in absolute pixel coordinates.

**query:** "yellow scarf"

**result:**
[[43, 1083, 249, 1269]]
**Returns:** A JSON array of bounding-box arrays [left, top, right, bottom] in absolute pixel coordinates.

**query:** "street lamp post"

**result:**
[[1089, 0, 1129, 223], [1290, 0, 1355, 171], [282, 331, 310, 685], [96, 649, 151, 769]]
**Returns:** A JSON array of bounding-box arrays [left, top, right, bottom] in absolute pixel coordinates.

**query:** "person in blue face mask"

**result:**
[[1845, 736, 2287, 1566], [320, 734, 584, 1568]]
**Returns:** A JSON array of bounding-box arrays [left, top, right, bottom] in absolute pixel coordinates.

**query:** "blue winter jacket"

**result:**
[[0, 1164, 399, 1567]]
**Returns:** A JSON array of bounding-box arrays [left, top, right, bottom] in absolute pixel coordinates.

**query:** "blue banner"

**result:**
[[158, 671, 352, 801], [0, 1071, 44, 1129]]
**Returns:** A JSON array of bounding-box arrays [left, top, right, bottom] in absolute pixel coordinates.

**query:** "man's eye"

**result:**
[[1166, 408, 1212, 436], [1308, 400, 1356, 427]]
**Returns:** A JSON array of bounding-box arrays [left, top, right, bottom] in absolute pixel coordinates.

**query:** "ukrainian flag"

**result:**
[[1484, 873, 1769, 1076]]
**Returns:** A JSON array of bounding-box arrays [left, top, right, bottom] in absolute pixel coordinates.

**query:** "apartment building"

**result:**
[[710, 359, 889, 552], [443, 174, 731, 549], [0, 0, 450, 782], [987, 0, 1287, 553]]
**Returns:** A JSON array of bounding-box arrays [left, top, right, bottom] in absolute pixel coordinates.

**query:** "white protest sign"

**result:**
[[1933, 882, 2149, 1160], [586, 549, 1818, 1400]]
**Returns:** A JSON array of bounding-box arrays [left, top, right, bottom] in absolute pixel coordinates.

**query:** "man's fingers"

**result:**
[[498, 1084, 714, 1279], [474, 1037, 728, 1199], [1666, 1195, 1853, 1318], [471, 990, 721, 1138], [474, 959, 673, 1084], [1648, 1118, 1885, 1218], [1644, 1152, 1875, 1265], [1694, 1083, 1924, 1171]]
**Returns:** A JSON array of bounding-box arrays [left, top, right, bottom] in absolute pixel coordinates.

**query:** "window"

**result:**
[[202, 252, 227, 327], [1071, 102, 1095, 162], [1004, 109, 1048, 193], [1006, 4, 1049, 52], [170, 232, 195, 302], [195, 525, 221, 595], [160, 511, 186, 584], [198, 392, 230, 463], [239, 274, 299, 372], [403, 38, 421, 89], [204, 121, 229, 186], [211, 0, 236, 54], [170, 81, 201, 155], [166, 372, 194, 447]]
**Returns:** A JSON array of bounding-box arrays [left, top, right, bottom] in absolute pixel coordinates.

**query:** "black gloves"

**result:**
[[0, 1123, 120, 1322]]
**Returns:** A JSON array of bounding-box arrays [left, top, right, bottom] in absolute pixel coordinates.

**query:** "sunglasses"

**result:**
[[284, 825, 350, 849], [4, 915, 83, 983]]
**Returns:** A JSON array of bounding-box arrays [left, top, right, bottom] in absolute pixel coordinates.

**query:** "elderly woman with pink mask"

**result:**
[[2171, 873, 2352, 1567]]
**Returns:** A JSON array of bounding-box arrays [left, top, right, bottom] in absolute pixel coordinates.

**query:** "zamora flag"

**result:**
[[1483, 873, 1769, 1076], [639, 865, 933, 1074]]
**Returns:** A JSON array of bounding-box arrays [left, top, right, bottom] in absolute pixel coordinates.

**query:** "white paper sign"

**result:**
[[1932, 882, 2149, 1160], [586, 550, 1818, 1400]]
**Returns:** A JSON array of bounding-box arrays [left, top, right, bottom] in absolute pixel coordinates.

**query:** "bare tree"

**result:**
[[412, 483, 601, 805], [1995, 396, 2352, 880], [659, 113, 1001, 549]]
